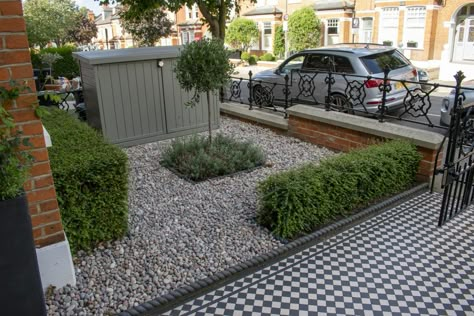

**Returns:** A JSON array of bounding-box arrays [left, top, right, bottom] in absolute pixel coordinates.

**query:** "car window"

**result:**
[[280, 55, 305, 74], [303, 54, 331, 71], [360, 50, 410, 74], [333, 56, 355, 74]]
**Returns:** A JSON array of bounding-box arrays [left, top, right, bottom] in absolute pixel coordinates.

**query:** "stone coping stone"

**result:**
[[220, 102, 288, 131], [288, 104, 445, 150]]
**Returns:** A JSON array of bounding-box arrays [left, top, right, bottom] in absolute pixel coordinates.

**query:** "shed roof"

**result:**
[[73, 46, 181, 65]]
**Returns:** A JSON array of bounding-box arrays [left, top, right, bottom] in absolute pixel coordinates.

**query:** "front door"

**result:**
[[454, 17, 474, 61]]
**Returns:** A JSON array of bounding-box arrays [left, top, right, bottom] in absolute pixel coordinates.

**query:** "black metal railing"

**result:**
[[222, 67, 474, 130]]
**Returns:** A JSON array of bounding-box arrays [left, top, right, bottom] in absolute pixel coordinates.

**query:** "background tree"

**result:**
[[67, 7, 98, 45], [120, 7, 172, 47], [24, 0, 77, 48], [99, 0, 256, 40], [288, 7, 321, 52], [225, 18, 258, 52], [273, 25, 285, 58], [174, 39, 234, 143]]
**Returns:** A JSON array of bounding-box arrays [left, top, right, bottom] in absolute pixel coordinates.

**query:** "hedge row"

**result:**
[[256, 140, 421, 240], [42, 109, 129, 252]]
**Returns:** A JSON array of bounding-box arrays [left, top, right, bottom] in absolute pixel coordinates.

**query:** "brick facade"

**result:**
[[288, 115, 442, 182], [0, 0, 65, 247]]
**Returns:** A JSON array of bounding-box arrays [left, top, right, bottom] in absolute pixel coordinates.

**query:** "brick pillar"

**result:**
[[0, 0, 65, 247]]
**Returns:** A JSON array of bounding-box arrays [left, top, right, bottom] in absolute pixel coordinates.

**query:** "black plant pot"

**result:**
[[0, 194, 47, 316]]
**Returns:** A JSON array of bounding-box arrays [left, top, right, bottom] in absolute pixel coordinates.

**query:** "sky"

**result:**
[[75, 0, 102, 14]]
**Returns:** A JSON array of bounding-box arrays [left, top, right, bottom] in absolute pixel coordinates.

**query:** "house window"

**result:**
[[185, 4, 199, 20], [404, 6, 426, 48], [262, 22, 272, 50], [181, 31, 195, 44], [379, 7, 399, 45], [360, 17, 373, 43], [327, 19, 339, 35]]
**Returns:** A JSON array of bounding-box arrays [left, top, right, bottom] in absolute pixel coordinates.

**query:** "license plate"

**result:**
[[395, 82, 404, 90]]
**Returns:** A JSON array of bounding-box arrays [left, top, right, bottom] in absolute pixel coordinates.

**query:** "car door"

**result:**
[[276, 54, 307, 102], [296, 53, 332, 104]]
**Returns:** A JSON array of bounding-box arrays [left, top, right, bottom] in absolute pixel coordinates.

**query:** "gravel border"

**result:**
[[45, 117, 334, 315], [119, 182, 429, 316]]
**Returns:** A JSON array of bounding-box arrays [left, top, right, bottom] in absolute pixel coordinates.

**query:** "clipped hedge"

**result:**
[[260, 52, 276, 61], [42, 109, 128, 252], [241, 52, 250, 62], [257, 140, 421, 240]]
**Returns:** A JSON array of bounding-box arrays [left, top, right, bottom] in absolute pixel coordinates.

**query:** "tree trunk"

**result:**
[[207, 90, 212, 144], [197, 2, 224, 40]]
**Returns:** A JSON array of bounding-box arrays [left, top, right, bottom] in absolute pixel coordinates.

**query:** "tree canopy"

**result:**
[[273, 24, 285, 58], [288, 7, 321, 52], [98, 0, 256, 40], [67, 7, 98, 45], [225, 18, 258, 52], [24, 0, 78, 47], [120, 7, 172, 47]]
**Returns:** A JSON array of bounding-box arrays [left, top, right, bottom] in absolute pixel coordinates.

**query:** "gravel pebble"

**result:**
[[46, 116, 334, 315]]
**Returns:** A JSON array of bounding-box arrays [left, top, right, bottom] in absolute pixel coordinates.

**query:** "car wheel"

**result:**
[[331, 94, 353, 114], [252, 84, 272, 107]]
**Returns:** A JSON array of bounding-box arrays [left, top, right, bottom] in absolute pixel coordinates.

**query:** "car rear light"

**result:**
[[365, 79, 385, 89], [412, 68, 418, 77]]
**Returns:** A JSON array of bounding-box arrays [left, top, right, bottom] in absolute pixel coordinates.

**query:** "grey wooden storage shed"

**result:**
[[73, 46, 219, 147]]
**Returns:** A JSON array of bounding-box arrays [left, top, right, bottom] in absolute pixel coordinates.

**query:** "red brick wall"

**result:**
[[288, 115, 442, 182], [0, 0, 65, 247]]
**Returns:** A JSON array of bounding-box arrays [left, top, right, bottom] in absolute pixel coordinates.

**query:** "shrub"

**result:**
[[273, 25, 285, 58], [31, 46, 80, 79], [42, 109, 129, 252], [241, 51, 250, 62], [257, 140, 421, 240], [260, 52, 276, 61], [248, 55, 258, 65], [161, 134, 265, 182]]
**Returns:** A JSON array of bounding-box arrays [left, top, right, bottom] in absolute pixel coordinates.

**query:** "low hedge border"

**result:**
[[257, 140, 422, 240], [42, 109, 128, 253], [117, 183, 429, 316]]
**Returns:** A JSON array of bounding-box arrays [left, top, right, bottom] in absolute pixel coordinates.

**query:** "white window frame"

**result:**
[[403, 6, 426, 49], [185, 4, 199, 20], [360, 17, 373, 43], [262, 22, 272, 51], [378, 7, 399, 45], [327, 19, 339, 35]]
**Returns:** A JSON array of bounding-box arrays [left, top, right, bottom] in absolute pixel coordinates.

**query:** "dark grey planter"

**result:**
[[0, 194, 47, 316]]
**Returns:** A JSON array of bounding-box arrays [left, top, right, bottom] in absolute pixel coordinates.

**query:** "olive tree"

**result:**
[[225, 18, 259, 52], [288, 7, 321, 52], [174, 39, 234, 143]]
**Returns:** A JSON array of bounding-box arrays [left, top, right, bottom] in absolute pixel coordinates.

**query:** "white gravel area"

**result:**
[[46, 116, 334, 315]]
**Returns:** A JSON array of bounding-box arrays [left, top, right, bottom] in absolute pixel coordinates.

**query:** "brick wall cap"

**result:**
[[288, 104, 445, 150]]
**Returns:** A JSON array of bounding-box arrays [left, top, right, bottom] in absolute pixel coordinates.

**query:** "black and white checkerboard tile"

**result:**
[[164, 192, 474, 315]]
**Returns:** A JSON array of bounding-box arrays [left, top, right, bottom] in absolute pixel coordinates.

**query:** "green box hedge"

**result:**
[[42, 109, 128, 252], [257, 140, 421, 240]]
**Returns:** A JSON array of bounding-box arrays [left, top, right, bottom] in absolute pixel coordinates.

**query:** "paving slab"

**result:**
[[161, 192, 474, 315]]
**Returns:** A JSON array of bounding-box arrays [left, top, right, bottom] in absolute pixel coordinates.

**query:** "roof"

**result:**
[[243, 5, 283, 16], [314, 0, 354, 11]]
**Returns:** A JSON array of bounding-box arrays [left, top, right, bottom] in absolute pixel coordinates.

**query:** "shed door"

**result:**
[[160, 60, 214, 134]]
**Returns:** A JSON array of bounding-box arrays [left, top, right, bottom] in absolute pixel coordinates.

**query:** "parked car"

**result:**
[[440, 81, 474, 126], [252, 44, 420, 113]]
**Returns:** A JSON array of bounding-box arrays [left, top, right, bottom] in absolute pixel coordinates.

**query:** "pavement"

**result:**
[[160, 191, 474, 315], [122, 187, 474, 315]]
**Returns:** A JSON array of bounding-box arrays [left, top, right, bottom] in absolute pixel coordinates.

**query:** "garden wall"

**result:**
[[0, 0, 75, 290]]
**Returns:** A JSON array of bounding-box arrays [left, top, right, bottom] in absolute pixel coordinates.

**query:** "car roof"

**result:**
[[299, 43, 396, 57]]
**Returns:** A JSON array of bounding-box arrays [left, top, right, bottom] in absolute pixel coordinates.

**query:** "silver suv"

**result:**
[[252, 44, 419, 112]]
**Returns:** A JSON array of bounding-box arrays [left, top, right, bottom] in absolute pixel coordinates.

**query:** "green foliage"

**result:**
[[24, 0, 78, 47], [225, 18, 259, 51], [120, 6, 172, 47], [257, 140, 421, 240], [31, 46, 80, 79], [260, 53, 276, 61], [175, 39, 234, 107], [42, 109, 129, 252], [248, 55, 258, 65], [0, 83, 33, 201], [67, 7, 98, 45], [288, 7, 321, 52], [161, 134, 265, 182], [273, 25, 285, 58], [241, 52, 250, 62]]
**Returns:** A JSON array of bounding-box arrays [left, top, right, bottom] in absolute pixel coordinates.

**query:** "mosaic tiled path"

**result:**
[[162, 192, 474, 315]]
